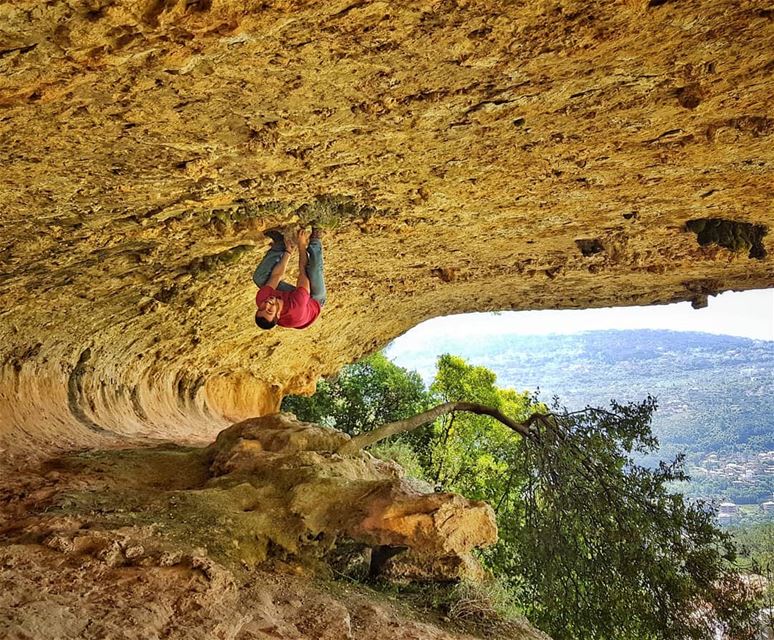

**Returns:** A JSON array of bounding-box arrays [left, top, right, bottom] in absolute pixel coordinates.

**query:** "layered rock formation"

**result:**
[[209, 414, 497, 580], [0, 0, 772, 460]]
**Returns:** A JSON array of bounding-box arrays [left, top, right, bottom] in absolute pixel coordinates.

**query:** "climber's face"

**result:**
[[256, 296, 282, 322]]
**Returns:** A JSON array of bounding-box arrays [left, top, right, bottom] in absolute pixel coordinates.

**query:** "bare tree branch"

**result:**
[[337, 401, 546, 455]]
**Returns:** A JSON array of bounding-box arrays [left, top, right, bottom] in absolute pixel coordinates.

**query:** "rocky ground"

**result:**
[[0, 414, 548, 640]]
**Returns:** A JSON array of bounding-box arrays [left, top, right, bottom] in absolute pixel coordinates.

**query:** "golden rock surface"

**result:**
[[1, 0, 772, 458], [1, 413, 498, 580], [209, 413, 498, 562], [0, 415, 541, 640]]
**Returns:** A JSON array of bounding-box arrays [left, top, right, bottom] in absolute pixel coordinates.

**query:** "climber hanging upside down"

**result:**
[[253, 228, 326, 330]]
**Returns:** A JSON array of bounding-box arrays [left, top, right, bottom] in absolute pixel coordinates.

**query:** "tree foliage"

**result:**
[[281, 351, 430, 435], [504, 398, 758, 640], [729, 522, 774, 616], [282, 352, 759, 640], [423, 356, 539, 531]]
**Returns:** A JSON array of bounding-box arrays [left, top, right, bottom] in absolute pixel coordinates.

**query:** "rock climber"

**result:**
[[253, 228, 326, 330]]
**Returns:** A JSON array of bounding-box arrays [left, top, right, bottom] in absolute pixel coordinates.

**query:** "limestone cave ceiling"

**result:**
[[0, 0, 772, 456]]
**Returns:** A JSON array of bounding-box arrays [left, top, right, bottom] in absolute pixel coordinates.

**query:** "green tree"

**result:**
[[426, 355, 534, 501], [415, 356, 757, 639], [281, 351, 431, 436], [730, 522, 774, 619], [499, 398, 758, 640], [283, 352, 759, 639]]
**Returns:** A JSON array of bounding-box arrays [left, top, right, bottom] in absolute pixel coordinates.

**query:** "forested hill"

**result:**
[[387, 330, 774, 458]]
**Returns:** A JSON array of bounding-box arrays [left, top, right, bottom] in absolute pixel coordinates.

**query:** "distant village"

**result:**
[[688, 451, 774, 522]]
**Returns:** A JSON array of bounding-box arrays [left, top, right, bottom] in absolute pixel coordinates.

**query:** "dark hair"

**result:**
[[255, 312, 278, 330]]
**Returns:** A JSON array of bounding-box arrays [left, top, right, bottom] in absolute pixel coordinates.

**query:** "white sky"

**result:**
[[390, 288, 774, 352]]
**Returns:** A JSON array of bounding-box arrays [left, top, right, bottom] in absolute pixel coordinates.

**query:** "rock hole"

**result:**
[[676, 84, 702, 109], [575, 239, 604, 256], [432, 267, 457, 282], [154, 285, 177, 303], [685, 218, 767, 259], [467, 26, 492, 39], [185, 0, 212, 12], [368, 545, 407, 579], [85, 8, 105, 21]]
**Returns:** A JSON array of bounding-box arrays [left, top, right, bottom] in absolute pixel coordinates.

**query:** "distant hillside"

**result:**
[[387, 330, 774, 459]]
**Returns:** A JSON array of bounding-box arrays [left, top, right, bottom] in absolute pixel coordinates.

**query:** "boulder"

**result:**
[[208, 414, 497, 578]]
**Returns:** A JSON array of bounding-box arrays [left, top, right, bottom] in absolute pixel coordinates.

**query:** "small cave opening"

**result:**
[[575, 238, 604, 256], [686, 218, 768, 259]]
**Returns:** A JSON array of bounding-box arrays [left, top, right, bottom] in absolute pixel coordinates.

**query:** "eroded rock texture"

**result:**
[[1, 3, 771, 637], [0, 1, 772, 459], [209, 414, 497, 579], [0, 414, 545, 639]]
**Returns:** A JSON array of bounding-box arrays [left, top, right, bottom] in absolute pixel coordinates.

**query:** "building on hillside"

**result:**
[[718, 501, 740, 524], [761, 500, 774, 514]]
